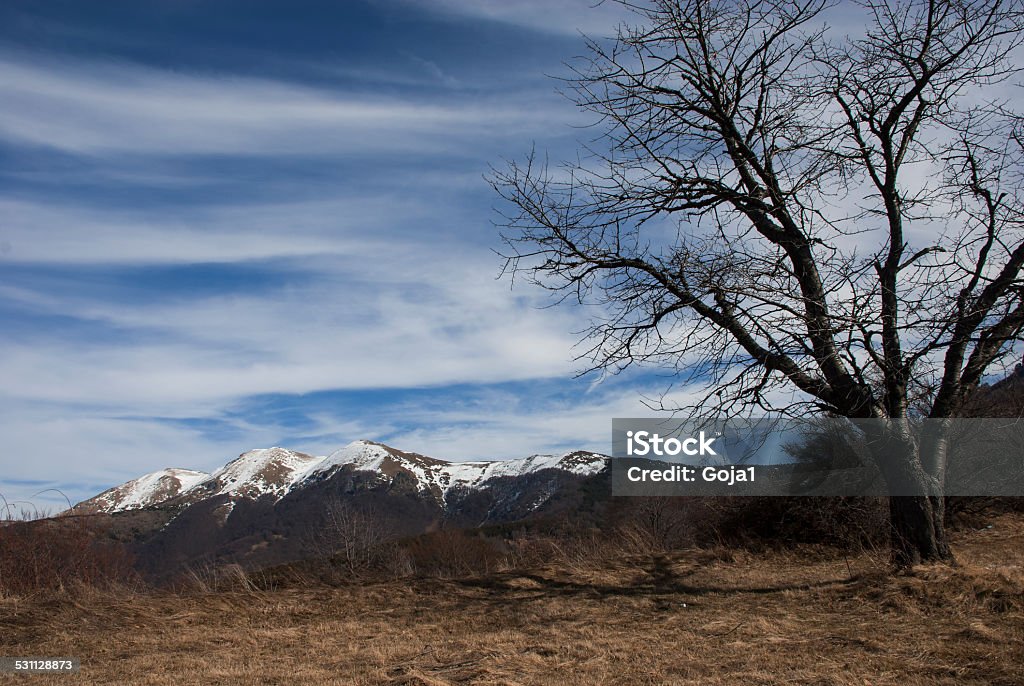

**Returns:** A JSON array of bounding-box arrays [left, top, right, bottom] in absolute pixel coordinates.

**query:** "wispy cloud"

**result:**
[[0, 52, 570, 157], [395, 0, 629, 37], [0, 269, 582, 407], [0, 196, 418, 264]]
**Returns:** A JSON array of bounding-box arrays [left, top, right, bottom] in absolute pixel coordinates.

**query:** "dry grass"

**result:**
[[2, 515, 1022, 685]]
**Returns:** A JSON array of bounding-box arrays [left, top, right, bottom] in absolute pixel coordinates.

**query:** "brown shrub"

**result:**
[[404, 528, 505, 578], [0, 515, 138, 595], [607, 495, 890, 554]]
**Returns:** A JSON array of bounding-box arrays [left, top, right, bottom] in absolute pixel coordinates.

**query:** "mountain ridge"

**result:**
[[66, 439, 611, 580], [72, 439, 608, 515]]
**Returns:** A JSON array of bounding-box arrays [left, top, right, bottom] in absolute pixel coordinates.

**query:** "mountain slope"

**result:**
[[299, 440, 607, 503], [183, 447, 324, 502], [73, 468, 209, 514]]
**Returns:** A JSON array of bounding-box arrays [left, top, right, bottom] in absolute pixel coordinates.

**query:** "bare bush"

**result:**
[[306, 499, 406, 581], [0, 515, 138, 596], [405, 528, 506, 578]]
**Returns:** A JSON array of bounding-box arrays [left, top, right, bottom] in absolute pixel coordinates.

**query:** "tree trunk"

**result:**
[[888, 494, 952, 566], [863, 420, 954, 567]]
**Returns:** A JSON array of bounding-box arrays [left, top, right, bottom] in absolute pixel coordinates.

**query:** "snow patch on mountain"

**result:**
[[301, 440, 394, 477], [299, 440, 607, 497], [439, 451, 604, 492], [197, 447, 325, 500], [74, 468, 209, 513]]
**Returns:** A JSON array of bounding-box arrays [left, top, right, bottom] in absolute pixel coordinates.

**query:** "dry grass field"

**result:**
[[2, 515, 1022, 685]]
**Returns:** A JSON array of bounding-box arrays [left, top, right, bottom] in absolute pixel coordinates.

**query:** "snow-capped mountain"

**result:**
[[297, 440, 445, 489], [73, 468, 209, 514], [298, 440, 606, 499], [188, 447, 324, 501], [71, 440, 611, 581], [72, 440, 608, 515]]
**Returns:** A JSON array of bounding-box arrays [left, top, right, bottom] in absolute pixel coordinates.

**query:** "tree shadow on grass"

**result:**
[[452, 553, 856, 602]]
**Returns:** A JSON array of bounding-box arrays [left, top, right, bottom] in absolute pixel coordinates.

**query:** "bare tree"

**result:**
[[308, 499, 398, 580], [491, 0, 1024, 565]]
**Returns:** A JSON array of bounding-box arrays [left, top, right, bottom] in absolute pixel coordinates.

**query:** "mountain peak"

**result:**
[[72, 467, 210, 514], [200, 447, 324, 500]]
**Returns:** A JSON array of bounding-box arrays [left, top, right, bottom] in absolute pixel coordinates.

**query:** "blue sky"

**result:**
[[0, 0, 694, 513]]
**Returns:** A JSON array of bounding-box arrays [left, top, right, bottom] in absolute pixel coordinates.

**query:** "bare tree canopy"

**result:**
[[491, 0, 1024, 564]]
